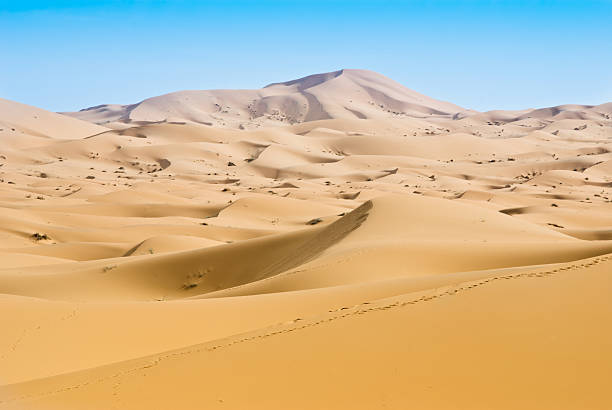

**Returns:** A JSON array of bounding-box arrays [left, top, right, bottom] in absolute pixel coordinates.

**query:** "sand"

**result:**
[[1, 69, 611, 409]]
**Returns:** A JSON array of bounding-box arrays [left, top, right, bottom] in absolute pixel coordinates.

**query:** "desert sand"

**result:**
[[0, 69, 611, 409]]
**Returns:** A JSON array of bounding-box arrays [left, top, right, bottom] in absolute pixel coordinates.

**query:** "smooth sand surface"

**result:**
[[1, 70, 611, 409]]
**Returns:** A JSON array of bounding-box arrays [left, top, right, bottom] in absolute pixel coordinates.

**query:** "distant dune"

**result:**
[[0, 97, 108, 140], [64, 69, 471, 128], [1, 70, 611, 409]]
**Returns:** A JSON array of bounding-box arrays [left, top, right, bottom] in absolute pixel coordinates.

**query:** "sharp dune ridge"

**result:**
[[1, 69, 611, 409]]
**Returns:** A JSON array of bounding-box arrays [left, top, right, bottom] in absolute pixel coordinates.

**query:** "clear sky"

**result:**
[[1, 0, 611, 112]]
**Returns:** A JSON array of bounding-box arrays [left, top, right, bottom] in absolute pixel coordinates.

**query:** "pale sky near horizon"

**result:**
[[1, 0, 611, 112]]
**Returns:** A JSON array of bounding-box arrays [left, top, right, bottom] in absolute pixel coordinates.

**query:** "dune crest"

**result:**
[[64, 69, 469, 128], [1, 70, 611, 409]]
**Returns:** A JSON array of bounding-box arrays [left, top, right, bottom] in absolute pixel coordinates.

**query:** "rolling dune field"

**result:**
[[1, 70, 611, 409]]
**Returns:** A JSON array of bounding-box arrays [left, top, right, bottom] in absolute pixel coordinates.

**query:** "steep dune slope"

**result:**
[[1, 194, 611, 391]]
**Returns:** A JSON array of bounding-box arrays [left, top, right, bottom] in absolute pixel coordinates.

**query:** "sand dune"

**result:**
[[1, 70, 611, 409], [0, 98, 108, 141], [65, 69, 470, 129]]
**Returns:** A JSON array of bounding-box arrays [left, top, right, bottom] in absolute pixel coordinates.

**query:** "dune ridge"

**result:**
[[2, 253, 611, 409], [0, 69, 611, 409], [64, 69, 469, 128]]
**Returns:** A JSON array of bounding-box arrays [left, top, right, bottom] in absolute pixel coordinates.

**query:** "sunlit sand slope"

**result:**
[[1, 253, 610, 409], [0, 70, 610, 409]]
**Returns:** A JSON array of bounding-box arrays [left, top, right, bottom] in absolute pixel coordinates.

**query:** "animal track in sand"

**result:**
[[2, 253, 610, 405], [0, 309, 78, 365]]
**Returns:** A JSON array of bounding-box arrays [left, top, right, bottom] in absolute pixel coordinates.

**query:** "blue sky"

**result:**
[[1, 0, 611, 112]]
